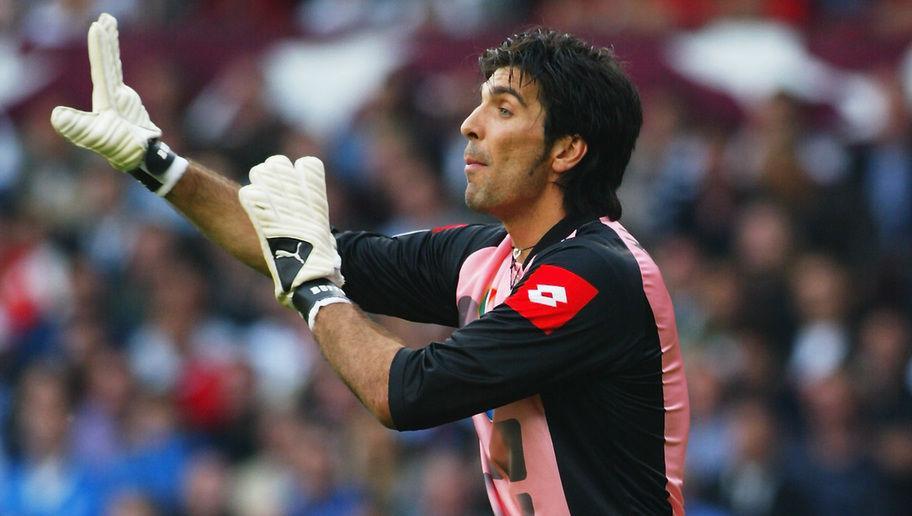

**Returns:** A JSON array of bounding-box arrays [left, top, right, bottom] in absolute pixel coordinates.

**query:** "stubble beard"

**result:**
[[464, 150, 550, 218], [464, 180, 489, 213]]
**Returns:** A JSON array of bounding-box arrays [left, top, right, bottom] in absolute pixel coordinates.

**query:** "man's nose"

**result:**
[[460, 106, 483, 140]]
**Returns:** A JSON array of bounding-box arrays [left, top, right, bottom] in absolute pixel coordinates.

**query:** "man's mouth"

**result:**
[[464, 156, 487, 173]]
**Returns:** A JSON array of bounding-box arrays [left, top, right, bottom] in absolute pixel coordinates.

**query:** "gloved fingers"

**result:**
[[249, 155, 293, 193], [251, 155, 312, 219], [238, 184, 285, 297], [239, 183, 289, 239], [242, 168, 283, 228], [88, 14, 123, 113], [117, 85, 159, 130], [51, 106, 151, 171], [50, 106, 99, 146], [95, 13, 122, 85], [238, 184, 271, 222], [295, 156, 330, 229], [87, 14, 161, 133]]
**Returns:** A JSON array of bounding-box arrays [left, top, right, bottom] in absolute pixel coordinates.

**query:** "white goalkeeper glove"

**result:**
[[50, 13, 187, 196], [239, 155, 348, 327]]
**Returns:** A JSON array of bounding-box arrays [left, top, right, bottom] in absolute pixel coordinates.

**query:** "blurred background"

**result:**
[[1, 0, 911, 514]]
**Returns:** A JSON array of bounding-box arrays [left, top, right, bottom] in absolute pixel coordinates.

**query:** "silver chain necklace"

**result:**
[[510, 245, 535, 288]]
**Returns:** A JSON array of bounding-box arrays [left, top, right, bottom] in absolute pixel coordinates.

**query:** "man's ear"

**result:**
[[550, 134, 588, 175]]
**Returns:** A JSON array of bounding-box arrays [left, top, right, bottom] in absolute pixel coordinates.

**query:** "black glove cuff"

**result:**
[[141, 139, 177, 179], [129, 139, 173, 191], [128, 167, 163, 192], [291, 279, 350, 327], [130, 140, 188, 197]]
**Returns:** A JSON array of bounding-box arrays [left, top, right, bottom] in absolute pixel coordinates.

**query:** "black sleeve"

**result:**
[[388, 242, 656, 430], [335, 224, 502, 326]]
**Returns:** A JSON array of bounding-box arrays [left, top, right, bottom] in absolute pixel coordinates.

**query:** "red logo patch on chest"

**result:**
[[505, 264, 598, 335]]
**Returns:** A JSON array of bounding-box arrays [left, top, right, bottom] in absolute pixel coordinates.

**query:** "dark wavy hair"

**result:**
[[479, 28, 642, 220]]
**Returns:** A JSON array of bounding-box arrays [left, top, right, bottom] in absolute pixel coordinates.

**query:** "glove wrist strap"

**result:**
[[131, 140, 188, 197], [291, 279, 351, 328]]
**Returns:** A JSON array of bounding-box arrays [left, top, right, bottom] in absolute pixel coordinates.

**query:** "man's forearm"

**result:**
[[311, 302, 403, 428], [166, 162, 402, 428], [164, 161, 268, 275]]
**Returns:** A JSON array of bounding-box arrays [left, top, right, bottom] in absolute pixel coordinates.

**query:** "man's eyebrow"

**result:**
[[481, 83, 528, 108]]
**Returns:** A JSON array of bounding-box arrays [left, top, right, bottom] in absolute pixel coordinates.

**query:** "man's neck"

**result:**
[[501, 193, 566, 264]]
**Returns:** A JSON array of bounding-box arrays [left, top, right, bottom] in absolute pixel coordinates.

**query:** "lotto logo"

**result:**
[[527, 284, 567, 307], [505, 265, 597, 335]]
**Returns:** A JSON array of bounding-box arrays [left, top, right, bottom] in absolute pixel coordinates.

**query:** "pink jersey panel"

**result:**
[[604, 218, 690, 515], [472, 396, 572, 516], [456, 240, 511, 325], [460, 238, 572, 515]]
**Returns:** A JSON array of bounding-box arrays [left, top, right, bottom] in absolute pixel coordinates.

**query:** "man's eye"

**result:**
[[498, 107, 512, 117]]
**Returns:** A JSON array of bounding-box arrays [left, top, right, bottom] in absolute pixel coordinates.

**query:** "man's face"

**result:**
[[460, 67, 551, 219]]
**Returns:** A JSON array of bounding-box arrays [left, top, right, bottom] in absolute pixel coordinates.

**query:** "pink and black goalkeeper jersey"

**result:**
[[336, 215, 690, 515]]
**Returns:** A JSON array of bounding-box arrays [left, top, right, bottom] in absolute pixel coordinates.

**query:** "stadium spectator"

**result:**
[[0, 363, 101, 515]]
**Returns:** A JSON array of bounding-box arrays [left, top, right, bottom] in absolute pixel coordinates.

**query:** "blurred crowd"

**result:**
[[1, 0, 912, 515]]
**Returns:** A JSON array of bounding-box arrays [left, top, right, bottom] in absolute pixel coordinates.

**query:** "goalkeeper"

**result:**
[[53, 14, 689, 515]]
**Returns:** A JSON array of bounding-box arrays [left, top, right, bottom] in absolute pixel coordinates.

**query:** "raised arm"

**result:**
[[50, 13, 266, 274]]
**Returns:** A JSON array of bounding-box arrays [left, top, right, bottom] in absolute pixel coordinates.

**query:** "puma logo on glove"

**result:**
[[267, 237, 314, 293], [274, 241, 308, 264]]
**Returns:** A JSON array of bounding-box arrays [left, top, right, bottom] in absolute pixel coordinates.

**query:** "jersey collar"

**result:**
[[524, 213, 599, 266]]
